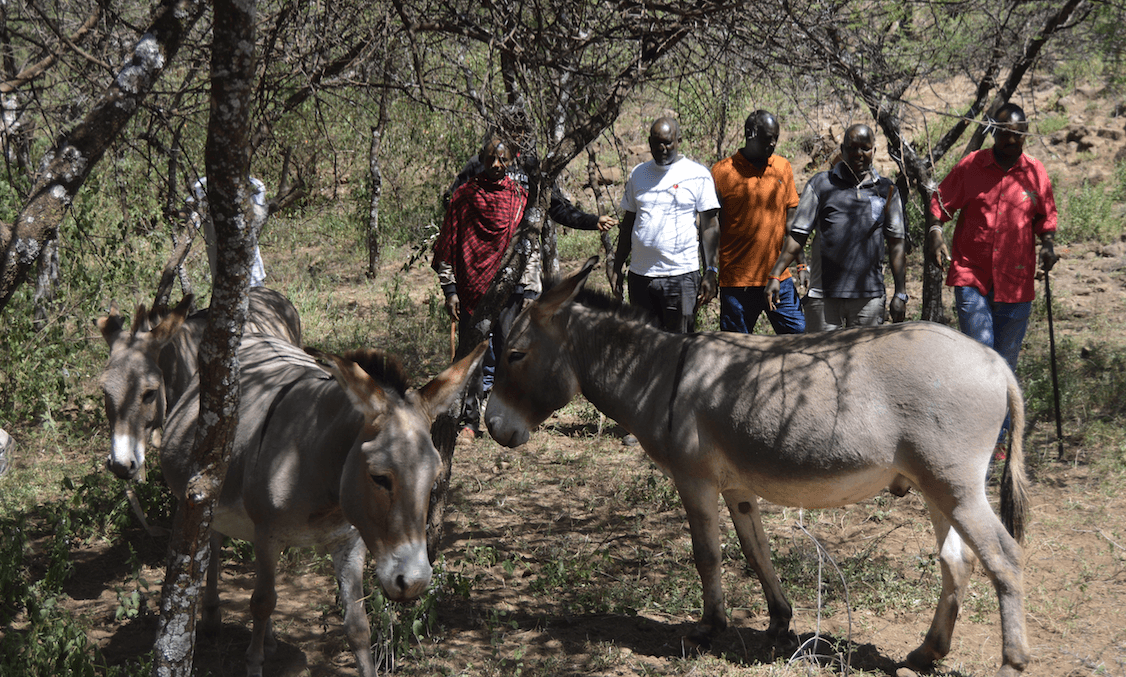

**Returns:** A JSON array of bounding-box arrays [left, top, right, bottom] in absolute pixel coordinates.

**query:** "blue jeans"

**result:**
[[720, 280, 805, 334], [954, 285, 1032, 439], [953, 286, 1031, 376]]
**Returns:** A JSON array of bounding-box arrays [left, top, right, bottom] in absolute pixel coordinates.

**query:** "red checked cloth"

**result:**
[[433, 175, 527, 315]]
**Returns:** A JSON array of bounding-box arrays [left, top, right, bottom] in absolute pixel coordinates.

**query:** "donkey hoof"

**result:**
[[683, 633, 711, 651], [905, 647, 939, 673], [767, 625, 798, 648], [684, 623, 718, 650]]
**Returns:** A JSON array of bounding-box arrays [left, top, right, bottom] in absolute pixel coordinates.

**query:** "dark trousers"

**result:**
[[459, 290, 531, 431], [627, 270, 700, 333]]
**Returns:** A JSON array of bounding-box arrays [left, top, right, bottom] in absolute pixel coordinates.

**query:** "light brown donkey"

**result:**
[[96, 286, 302, 481], [485, 258, 1030, 677], [159, 334, 486, 677]]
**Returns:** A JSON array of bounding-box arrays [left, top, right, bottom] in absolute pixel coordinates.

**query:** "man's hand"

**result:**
[[444, 293, 460, 322], [764, 279, 781, 311], [796, 267, 810, 295], [609, 267, 625, 301], [697, 269, 718, 307], [927, 227, 949, 271], [889, 295, 907, 323], [1040, 237, 1059, 273], [596, 214, 619, 232]]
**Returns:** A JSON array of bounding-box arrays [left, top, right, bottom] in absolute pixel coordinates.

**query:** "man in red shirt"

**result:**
[[712, 110, 806, 334], [927, 102, 1059, 450]]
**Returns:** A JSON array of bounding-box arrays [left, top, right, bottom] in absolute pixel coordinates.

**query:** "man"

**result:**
[[446, 155, 617, 234], [611, 116, 720, 333], [432, 136, 527, 440], [765, 123, 907, 328], [927, 103, 1058, 453], [711, 110, 806, 334], [187, 176, 269, 287], [444, 130, 617, 309]]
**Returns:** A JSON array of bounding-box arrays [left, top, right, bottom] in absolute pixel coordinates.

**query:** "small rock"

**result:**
[[895, 668, 919, 677]]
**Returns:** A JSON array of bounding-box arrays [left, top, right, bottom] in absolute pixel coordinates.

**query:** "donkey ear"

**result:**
[[533, 256, 597, 322], [417, 340, 489, 422], [146, 294, 194, 351], [96, 302, 126, 348], [310, 348, 391, 422]]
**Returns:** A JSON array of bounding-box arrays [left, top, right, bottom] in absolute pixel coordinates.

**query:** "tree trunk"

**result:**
[[586, 148, 615, 280], [367, 126, 382, 278], [0, 0, 204, 315], [151, 1, 258, 675]]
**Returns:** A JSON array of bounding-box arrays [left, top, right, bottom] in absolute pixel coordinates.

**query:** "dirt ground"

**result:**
[[74, 386, 1126, 677], [50, 79, 1126, 676]]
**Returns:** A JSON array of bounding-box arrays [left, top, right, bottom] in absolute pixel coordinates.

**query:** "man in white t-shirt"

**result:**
[[187, 176, 268, 287], [611, 117, 720, 332]]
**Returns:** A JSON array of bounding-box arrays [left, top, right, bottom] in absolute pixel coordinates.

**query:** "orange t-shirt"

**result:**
[[711, 153, 800, 287]]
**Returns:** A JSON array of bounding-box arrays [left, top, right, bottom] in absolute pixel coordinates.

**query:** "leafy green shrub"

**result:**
[[0, 517, 30, 626], [367, 558, 474, 672], [1019, 336, 1126, 466], [1057, 162, 1126, 245], [0, 591, 151, 677], [0, 508, 151, 677], [1036, 114, 1070, 136]]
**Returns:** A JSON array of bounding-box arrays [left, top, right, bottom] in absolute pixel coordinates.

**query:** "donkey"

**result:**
[[96, 286, 302, 482], [159, 333, 486, 677], [485, 258, 1031, 677]]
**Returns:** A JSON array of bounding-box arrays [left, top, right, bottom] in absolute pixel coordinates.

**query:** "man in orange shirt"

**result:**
[[711, 110, 806, 334]]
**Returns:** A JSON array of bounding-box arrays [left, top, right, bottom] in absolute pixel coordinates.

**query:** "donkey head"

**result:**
[[96, 295, 193, 480], [312, 342, 486, 601], [485, 257, 597, 447]]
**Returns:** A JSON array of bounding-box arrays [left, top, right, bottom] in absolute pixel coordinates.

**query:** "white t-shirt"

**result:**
[[188, 177, 268, 287], [619, 157, 720, 277]]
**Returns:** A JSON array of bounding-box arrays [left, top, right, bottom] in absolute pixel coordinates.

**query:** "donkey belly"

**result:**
[[212, 497, 358, 550], [212, 498, 256, 542], [738, 465, 898, 509]]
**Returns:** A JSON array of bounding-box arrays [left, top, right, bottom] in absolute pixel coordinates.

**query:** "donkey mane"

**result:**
[[338, 348, 410, 396], [572, 288, 658, 327]]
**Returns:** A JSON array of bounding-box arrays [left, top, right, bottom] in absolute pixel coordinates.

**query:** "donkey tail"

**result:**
[[1000, 373, 1030, 543]]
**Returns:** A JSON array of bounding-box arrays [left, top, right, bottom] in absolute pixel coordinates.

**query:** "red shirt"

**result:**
[[930, 149, 1057, 303]]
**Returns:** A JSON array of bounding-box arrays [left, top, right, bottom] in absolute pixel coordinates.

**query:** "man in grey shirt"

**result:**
[[765, 124, 907, 328]]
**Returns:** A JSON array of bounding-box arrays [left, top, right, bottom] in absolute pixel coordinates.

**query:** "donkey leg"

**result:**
[[947, 497, 1029, 676], [676, 476, 727, 643], [246, 536, 281, 677], [200, 531, 223, 634], [908, 508, 974, 671], [331, 534, 375, 677], [722, 491, 793, 641]]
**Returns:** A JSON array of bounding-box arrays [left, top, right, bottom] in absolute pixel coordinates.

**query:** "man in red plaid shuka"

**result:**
[[432, 136, 527, 440], [433, 137, 526, 317]]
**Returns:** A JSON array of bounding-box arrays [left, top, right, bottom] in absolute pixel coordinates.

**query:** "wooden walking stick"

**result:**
[[1044, 270, 1065, 460], [450, 319, 457, 363]]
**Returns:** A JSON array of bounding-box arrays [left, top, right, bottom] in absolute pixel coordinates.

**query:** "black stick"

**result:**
[[1044, 271, 1065, 460]]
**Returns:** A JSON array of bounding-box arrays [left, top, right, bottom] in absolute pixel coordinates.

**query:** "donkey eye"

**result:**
[[370, 474, 392, 492], [142, 389, 158, 404], [507, 351, 526, 364]]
